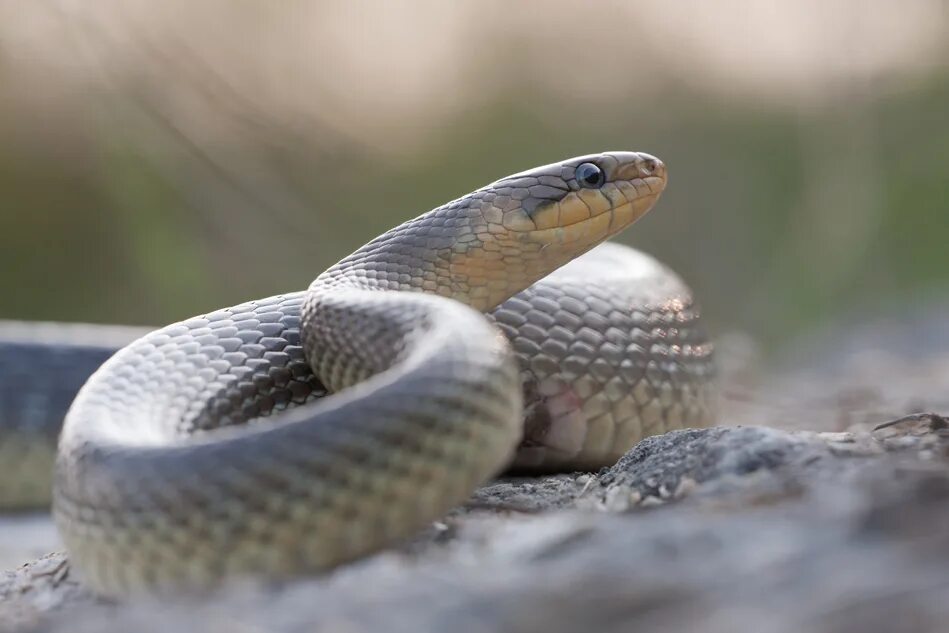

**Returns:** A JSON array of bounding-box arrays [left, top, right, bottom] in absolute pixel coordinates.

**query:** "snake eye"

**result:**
[[576, 162, 605, 188]]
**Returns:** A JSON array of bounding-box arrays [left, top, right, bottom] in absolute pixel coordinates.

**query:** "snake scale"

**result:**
[[0, 152, 715, 596]]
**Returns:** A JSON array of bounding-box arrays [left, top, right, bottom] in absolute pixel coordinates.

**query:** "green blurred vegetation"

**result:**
[[1, 6, 947, 354]]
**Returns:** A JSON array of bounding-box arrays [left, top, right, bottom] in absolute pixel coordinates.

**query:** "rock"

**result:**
[[0, 554, 86, 632], [3, 420, 947, 633]]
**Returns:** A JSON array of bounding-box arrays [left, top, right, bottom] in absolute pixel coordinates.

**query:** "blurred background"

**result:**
[[1, 0, 947, 356]]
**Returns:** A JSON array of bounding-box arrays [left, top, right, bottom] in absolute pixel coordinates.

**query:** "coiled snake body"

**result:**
[[0, 152, 714, 595]]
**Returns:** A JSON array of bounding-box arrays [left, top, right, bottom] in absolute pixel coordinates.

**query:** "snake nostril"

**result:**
[[640, 157, 658, 176]]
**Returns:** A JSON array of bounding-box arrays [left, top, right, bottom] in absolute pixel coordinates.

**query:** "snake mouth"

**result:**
[[520, 174, 665, 245], [495, 152, 667, 238]]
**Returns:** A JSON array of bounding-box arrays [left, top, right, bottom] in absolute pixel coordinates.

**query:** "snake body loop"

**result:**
[[27, 152, 715, 595]]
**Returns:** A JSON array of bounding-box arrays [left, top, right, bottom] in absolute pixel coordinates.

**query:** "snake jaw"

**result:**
[[525, 153, 665, 237], [501, 208, 536, 232]]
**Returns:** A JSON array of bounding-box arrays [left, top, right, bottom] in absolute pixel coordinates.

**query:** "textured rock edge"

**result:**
[[2, 420, 947, 633]]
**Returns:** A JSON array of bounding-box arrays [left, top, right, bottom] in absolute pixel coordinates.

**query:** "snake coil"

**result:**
[[2, 152, 717, 595]]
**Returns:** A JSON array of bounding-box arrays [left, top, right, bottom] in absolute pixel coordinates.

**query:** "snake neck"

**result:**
[[311, 199, 592, 314], [300, 197, 534, 394]]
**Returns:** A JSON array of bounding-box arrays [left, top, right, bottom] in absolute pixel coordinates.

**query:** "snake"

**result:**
[[0, 152, 715, 596]]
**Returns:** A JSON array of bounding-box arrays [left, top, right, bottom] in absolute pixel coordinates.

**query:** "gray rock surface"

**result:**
[[2, 419, 947, 633]]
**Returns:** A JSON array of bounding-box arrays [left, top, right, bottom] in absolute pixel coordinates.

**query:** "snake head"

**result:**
[[447, 151, 667, 310], [495, 151, 666, 243]]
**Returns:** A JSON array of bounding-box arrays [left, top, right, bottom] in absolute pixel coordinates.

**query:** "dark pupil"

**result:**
[[577, 163, 603, 187]]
